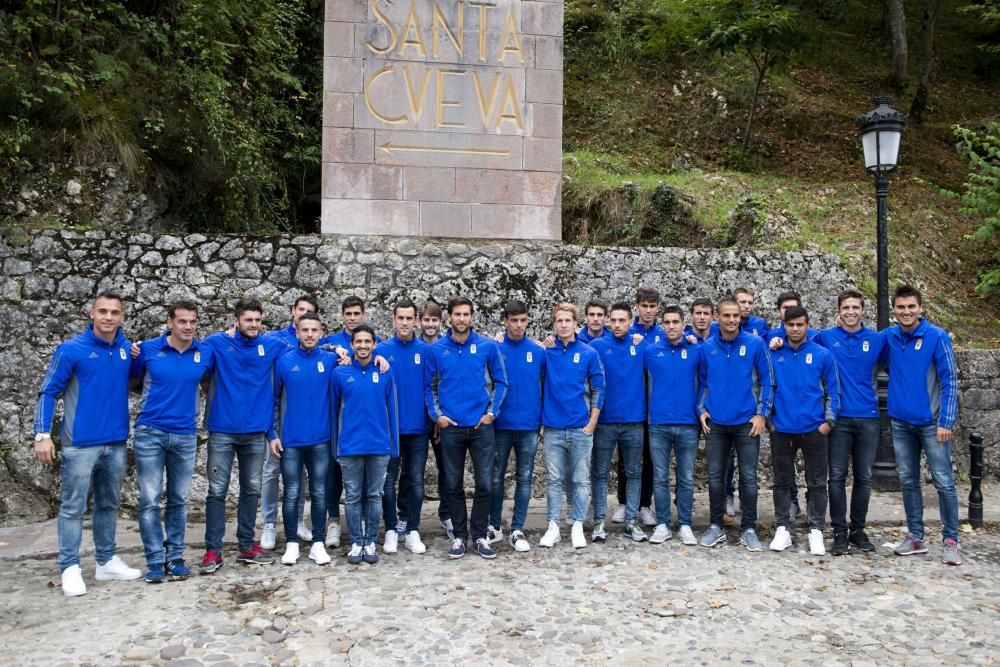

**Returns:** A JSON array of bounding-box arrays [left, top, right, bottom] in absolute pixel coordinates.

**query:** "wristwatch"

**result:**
[[34, 432, 51, 441]]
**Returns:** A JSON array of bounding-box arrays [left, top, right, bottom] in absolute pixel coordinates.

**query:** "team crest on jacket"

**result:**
[[257, 344, 265, 357], [470, 344, 477, 354], [806, 353, 813, 364], [630, 346, 636, 356], [739, 345, 746, 357], [526, 351, 533, 363], [654, 335, 661, 343], [317, 361, 325, 373], [194, 350, 201, 363], [373, 372, 380, 383], [414, 353, 421, 365], [862, 340, 869, 352], [915, 338, 923, 350], [119, 348, 127, 360], [573, 352, 580, 363], [752, 329, 759, 336], [681, 349, 688, 360]]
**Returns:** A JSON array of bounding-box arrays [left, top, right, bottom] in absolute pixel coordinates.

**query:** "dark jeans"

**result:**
[[326, 457, 342, 521], [616, 425, 653, 507], [490, 429, 539, 531], [828, 417, 878, 534], [382, 456, 400, 530], [727, 448, 799, 503], [280, 444, 329, 544], [432, 434, 450, 521], [706, 422, 759, 530], [439, 424, 495, 542], [205, 432, 267, 553], [771, 429, 828, 531], [397, 432, 430, 532]]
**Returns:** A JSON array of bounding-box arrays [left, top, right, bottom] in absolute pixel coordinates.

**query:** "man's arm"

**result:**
[[820, 353, 841, 435], [584, 352, 606, 434], [482, 344, 509, 425], [387, 374, 400, 457], [934, 333, 959, 438], [34, 345, 73, 464]]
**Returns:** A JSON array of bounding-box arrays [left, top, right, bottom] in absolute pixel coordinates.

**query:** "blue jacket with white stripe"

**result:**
[[495, 334, 546, 431], [132, 334, 214, 434], [375, 334, 430, 435], [268, 346, 336, 447], [331, 359, 399, 457], [882, 318, 958, 429], [542, 337, 606, 429], [770, 340, 841, 434], [590, 334, 646, 424], [698, 331, 775, 426], [423, 330, 509, 428]]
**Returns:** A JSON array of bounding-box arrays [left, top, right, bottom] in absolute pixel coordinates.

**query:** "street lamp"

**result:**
[[857, 95, 906, 492]]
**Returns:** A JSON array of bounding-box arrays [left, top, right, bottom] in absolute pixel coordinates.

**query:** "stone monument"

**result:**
[[322, 0, 563, 239]]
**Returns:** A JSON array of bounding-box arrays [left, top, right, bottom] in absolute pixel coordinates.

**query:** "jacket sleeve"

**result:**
[[35, 343, 73, 434], [486, 344, 509, 418], [755, 342, 775, 418], [697, 351, 709, 415], [387, 373, 400, 457], [329, 373, 341, 457], [587, 350, 606, 411], [823, 353, 841, 424], [423, 349, 442, 421], [267, 365, 282, 442], [935, 333, 959, 430]]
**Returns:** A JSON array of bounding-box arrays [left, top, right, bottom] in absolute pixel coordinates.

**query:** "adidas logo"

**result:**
[[777, 357, 786, 363], [291, 365, 300, 372], [226, 346, 235, 353], [346, 377, 356, 383], [657, 351, 664, 357], [88, 351, 99, 359]]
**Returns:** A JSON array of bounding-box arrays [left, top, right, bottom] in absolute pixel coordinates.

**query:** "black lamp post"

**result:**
[[857, 96, 906, 492]]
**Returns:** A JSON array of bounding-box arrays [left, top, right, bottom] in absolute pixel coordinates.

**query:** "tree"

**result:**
[[948, 122, 1000, 294], [909, 0, 943, 122], [887, 0, 908, 90]]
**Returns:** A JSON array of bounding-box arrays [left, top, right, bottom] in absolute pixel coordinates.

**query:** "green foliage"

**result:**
[[948, 122, 1000, 294]]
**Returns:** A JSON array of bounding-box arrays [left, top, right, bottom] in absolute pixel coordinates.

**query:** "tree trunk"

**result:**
[[742, 56, 769, 153], [887, 0, 908, 90], [910, 0, 943, 122]]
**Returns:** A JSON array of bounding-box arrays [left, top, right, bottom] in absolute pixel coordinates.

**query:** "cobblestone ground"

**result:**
[[1, 507, 997, 667]]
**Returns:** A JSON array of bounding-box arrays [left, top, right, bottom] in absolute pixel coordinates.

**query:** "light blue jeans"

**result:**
[[592, 423, 643, 523], [649, 424, 700, 527], [543, 428, 593, 523], [58, 443, 127, 571], [339, 454, 389, 547], [134, 425, 197, 565], [261, 451, 306, 527], [891, 420, 959, 542]]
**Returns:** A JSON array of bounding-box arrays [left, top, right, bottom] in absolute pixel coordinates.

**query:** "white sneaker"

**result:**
[[95, 555, 141, 581], [510, 530, 530, 552], [404, 530, 427, 554], [297, 520, 313, 542], [281, 542, 300, 565], [639, 507, 657, 526], [61, 565, 87, 597], [678, 525, 697, 546], [325, 521, 341, 548], [650, 524, 673, 544], [571, 521, 587, 549], [261, 523, 277, 550], [808, 529, 826, 556], [384, 529, 399, 554], [611, 505, 626, 523], [486, 524, 503, 545], [539, 521, 561, 547], [308, 542, 331, 565], [770, 526, 793, 552]]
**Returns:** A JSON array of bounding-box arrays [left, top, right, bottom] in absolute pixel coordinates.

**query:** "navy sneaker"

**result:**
[[144, 563, 165, 584], [362, 544, 378, 565], [447, 538, 466, 559], [166, 559, 192, 581], [474, 538, 497, 560], [347, 544, 363, 565]]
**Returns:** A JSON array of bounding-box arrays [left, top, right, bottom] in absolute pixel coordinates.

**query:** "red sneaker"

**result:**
[[199, 550, 223, 575], [236, 544, 275, 565]]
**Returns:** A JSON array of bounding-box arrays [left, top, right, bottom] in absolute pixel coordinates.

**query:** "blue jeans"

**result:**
[[280, 444, 329, 544], [205, 432, 267, 552], [706, 421, 759, 530], [134, 425, 197, 566], [261, 451, 306, 527], [490, 430, 538, 531], [593, 423, 643, 523], [398, 433, 430, 531], [326, 457, 343, 522], [891, 420, 959, 542], [439, 424, 495, 542], [543, 428, 593, 523], [649, 424, 700, 527], [339, 454, 389, 546], [382, 456, 400, 531], [431, 435, 450, 521], [828, 417, 879, 533], [57, 443, 127, 572]]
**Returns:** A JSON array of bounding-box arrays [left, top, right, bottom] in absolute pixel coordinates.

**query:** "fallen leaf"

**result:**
[[707, 599, 728, 609]]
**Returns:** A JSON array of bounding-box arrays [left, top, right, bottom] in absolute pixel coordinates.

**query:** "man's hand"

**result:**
[[493, 332, 504, 343], [582, 421, 597, 435], [937, 427, 952, 444], [700, 412, 712, 434], [769, 337, 784, 351], [269, 438, 283, 458], [476, 413, 494, 429], [131, 341, 141, 359], [542, 335, 555, 349], [631, 333, 644, 345], [818, 423, 832, 436], [436, 415, 457, 430], [375, 355, 390, 373], [33, 437, 56, 465], [686, 335, 698, 345], [749, 415, 766, 437]]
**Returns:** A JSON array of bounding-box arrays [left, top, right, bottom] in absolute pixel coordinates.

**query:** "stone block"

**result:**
[[325, 0, 365, 22], [471, 204, 561, 239], [374, 130, 524, 170], [529, 103, 562, 138], [419, 202, 473, 237], [321, 199, 421, 235], [323, 163, 402, 200], [525, 68, 562, 104], [324, 57, 363, 93], [323, 92, 355, 128], [533, 35, 562, 70], [523, 137, 562, 172], [455, 170, 560, 206], [323, 128, 375, 164], [521, 1, 564, 37], [404, 167, 456, 201], [324, 21, 355, 58]]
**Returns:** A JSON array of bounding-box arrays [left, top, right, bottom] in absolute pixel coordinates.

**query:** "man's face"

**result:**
[[838, 297, 864, 329], [394, 307, 417, 339], [342, 305, 365, 332], [609, 309, 631, 338], [168, 308, 198, 344], [637, 300, 658, 325], [785, 316, 809, 345], [893, 296, 922, 329], [291, 300, 317, 326], [448, 305, 473, 334], [736, 293, 754, 318], [663, 312, 685, 343], [235, 309, 262, 338], [585, 307, 606, 333], [352, 331, 375, 362], [777, 299, 800, 322], [297, 318, 323, 350], [504, 313, 529, 340], [690, 305, 713, 331], [718, 303, 742, 336], [554, 309, 576, 340], [421, 314, 441, 338], [90, 297, 124, 337]]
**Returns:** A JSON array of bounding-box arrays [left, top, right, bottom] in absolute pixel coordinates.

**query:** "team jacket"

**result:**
[[201, 330, 289, 434], [765, 323, 818, 343], [709, 315, 769, 339], [770, 340, 841, 434], [264, 323, 298, 347], [331, 359, 399, 457], [644, 338, 702, 425], [698, 331, 775, 426], [590, 334, 646, 424], [629, 317, 665, 345], [814, 326, 884, 418], [542, 337, 606, 429], [132, 335, 214, 434], [683, 324, 712, 342], [321, 328, 382, 350], [424, 329, 509, 428], [882, 318, 958, 429], [267, 346, 335, 447], [578, 326, 612, 344], [375, 334, 430, 435], [35, 325, 132, 447], [495, 334, 546, 431]]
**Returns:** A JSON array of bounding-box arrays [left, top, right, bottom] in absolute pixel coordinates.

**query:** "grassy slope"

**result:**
[[562, 0, 1000, 345]]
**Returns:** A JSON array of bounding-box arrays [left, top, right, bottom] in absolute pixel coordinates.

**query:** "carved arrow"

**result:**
[[378, 141, 510, 156]]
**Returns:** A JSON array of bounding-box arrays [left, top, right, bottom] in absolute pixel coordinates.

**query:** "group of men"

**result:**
[[34, 283, 962, 598]]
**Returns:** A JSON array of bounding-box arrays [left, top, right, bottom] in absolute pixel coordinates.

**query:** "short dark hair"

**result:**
[[94, 290, 124, 306], [167, 300, 199, 318], [776, 291, 802, 309], [420, 300, 442, 319], [584, 299, 608, 316], [503, 300, 528, 319], [297, 312, 323, 327], [662, 304, 685, 319], [717, 297, 740, 312], [235, 297, 264, 317], [636, 287, 660, 305], [783, 305, 809, 323], [893, 284, 922, 306], [293, 295, 319, 313], [447, 296, 474, 314], [393, 298, 417, 317], [690, 298, 714, 313], [341, 295, 365, 312], [733, 287, 754, 298], [837, 289, 866, 308], [352, 324, 377, 341], [609, 301, 633, 318]]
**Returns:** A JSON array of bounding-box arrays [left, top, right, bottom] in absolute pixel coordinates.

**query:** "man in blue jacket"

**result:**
[[539, 303, 606, 550], [883, 285, 961, 566], [814, 289, 884, 555], [35, 290, 142, 597], [591, 302, 647, 543], [767, 306, 840, 556], [697, 298, 774, 551], [488, 300, 546, 552], [578, 300, 611, 343], [131, 299, 214, 584], [684, 298, 714, 342], [418, 300, 453, 539], [424, 296, 509, 560], [268, 312, 334, 567], [199, 297, 289, 573]]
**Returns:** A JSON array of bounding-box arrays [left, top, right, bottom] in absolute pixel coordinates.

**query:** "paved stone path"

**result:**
[[1, 490, 997, 666]]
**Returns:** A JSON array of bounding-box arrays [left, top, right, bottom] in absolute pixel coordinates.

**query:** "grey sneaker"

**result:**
[[894, 534, 929, 556], [725, 495, 736, 517], [942, 538, 961, 566], [700, 524, 726, 548], [740, 528, 763, 552], [650, 524, 672, 544], [592, 521, 608, 542], [626, 522, 648, 543]]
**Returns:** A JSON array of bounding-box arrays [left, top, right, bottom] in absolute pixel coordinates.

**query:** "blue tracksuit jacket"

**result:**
[[629, 317, 665, 345], [542, 337, 606, 429], [644, 338, 702, 425], [132, 335, 214, 434], [424, 330, 509, 428], [268, 346, 336, 447], [765, 323, 818, 343], [578, 327, 612, 344], [264, 323, 298, 347], [709, 315, 769, 339], [331, 359, 399, 457], [698, 331, 775, 426], [375, 334, 430, 435], [770, 339, 841, 434], [496, 334, 546, 431], [590, 334, 646, 424], [882, 318, 958, 429], [814, 326, 884, 419]]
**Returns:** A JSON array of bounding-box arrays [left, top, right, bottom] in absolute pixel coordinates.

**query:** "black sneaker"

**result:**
[[831, 531, 850, 556], [447, 538, 466, 559], [474, 538, 497, 560], [236, 544, 275, 565], [849, 530, 876, 553]]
